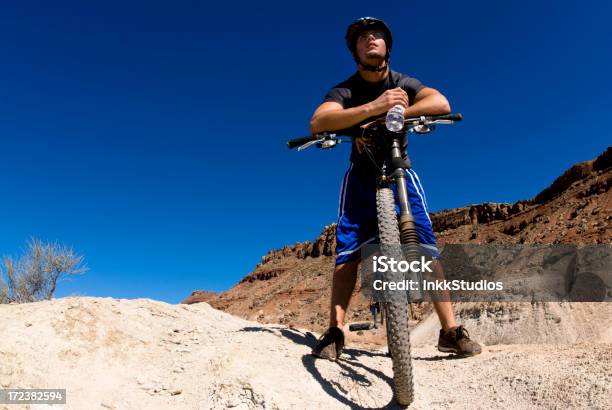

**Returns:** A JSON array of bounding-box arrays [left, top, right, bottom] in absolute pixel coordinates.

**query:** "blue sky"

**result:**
[[0, 1, 609, 303]]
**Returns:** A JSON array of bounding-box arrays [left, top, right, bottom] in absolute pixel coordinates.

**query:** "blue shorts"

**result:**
[[335, 162, 439, 265]]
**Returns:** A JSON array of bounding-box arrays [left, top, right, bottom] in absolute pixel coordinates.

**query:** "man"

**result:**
[[310, 17, 481, 360]]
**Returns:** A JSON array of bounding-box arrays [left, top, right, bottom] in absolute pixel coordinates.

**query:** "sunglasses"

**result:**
[[357, 30, 385, 42]]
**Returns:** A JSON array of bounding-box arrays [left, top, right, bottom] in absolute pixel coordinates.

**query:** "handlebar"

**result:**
[[408, 113, 463, 122], [287, 112, 463, 150]]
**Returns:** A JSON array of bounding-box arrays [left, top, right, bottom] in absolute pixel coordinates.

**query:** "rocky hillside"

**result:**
[[183, 148, 611, 338]]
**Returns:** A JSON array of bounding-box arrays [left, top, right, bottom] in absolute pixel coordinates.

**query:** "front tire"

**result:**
[[376, 187, 415, 406]]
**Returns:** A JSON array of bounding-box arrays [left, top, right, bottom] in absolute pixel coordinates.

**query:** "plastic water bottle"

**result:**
[[385, 105, 405, 132]]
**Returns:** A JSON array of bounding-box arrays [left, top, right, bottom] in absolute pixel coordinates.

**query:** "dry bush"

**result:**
[[0, 238, 87, 303]]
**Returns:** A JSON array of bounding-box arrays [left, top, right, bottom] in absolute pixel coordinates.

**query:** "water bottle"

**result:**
[[385, 104, 405, 132]]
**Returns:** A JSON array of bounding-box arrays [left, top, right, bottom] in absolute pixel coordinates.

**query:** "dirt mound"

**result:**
[[1, 297, 610, 409]]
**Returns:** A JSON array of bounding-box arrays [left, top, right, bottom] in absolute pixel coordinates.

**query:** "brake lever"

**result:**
[[297, 139, 321, 151], [410, 119, 453, 134], [407, 116, 456, 134]]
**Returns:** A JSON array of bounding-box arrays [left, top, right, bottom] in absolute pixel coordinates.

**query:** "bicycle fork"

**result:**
[[389, 137, 425, 303]]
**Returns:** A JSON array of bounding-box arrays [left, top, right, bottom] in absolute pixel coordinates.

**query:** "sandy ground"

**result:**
[[0, 297, 610, 409]]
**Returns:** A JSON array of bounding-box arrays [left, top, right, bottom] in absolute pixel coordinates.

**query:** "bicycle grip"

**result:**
[[434, 113, 463, 122], [287, 136, 316, 149]]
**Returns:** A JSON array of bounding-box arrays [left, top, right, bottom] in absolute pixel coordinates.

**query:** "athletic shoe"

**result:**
[[437, 325, 482, 356], [311, 326, 345, 360]]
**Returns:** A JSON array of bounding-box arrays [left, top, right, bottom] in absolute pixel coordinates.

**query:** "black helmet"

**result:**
[[345, 17, 393, 58]]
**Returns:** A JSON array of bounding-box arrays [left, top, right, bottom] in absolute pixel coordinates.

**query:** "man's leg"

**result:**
[[432, 301, 457, 331], [403, 168, 480, 355], [430, 259, 482, 356], [329, 259, 360, 328], [430, 259, 458, 331], [313, 161, 371, 360], [312, 258, 359, 360]]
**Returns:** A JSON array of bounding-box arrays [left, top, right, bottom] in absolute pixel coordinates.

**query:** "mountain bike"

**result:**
[[287, 111, 462, 406]]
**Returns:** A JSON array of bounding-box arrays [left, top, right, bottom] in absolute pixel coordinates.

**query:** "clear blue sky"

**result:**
[[0, 1, 609, 303]]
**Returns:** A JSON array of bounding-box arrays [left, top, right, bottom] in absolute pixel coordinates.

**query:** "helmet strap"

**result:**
[[353, 48, 390, 72], [359, 61, 388, 72], [354, 55, 389, 72]]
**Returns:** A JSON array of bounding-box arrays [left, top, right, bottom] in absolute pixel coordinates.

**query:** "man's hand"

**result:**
[[354, 119, 379, 154], [368, 87, 409, 116], [354, 134, 372, 154]]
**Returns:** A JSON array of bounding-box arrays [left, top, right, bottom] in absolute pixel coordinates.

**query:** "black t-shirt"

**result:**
[[322, 69, 425, 169]]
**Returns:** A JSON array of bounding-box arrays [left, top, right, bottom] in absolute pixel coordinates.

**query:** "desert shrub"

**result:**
[[0, 238, 87, 303]]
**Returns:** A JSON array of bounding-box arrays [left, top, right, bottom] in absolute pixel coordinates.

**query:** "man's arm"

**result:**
[[310, 102, 376, 134], [310, 88, 411, 134], [403, 87, 451, 118]]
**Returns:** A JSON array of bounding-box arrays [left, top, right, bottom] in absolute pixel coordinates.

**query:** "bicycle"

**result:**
[[287, 111, 462, 406]]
